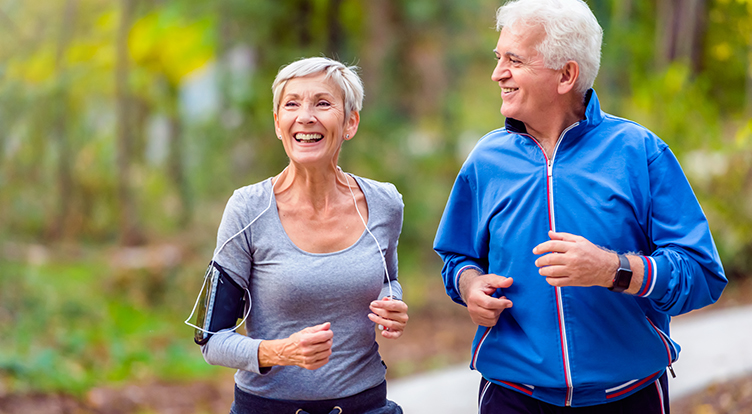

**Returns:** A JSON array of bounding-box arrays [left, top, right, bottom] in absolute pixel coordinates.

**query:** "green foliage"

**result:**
[[623, 63, 722, 153], [1, 0, 752, 396], [0, 256, 221, 395]]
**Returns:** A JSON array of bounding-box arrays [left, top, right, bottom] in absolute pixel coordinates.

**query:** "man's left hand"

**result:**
[[532, 231, 618, 288]]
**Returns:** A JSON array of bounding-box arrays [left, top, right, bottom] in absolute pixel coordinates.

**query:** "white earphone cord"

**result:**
[[184, 170, 280, 334], [341, 167, 393, 299], [184, 166, 394, 335]]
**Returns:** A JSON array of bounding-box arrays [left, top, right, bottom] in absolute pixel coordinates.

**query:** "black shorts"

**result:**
[[478, 373, 669, 414], [230, 380, 403, 414]]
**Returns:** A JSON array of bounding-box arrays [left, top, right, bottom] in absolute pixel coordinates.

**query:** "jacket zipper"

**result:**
[[531, 122, 579, 406]]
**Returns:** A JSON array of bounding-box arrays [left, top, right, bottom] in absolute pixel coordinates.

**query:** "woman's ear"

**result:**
[[344, 111, 360, 140], [558, 61, 579, 95], [273, 112, 282, 139]]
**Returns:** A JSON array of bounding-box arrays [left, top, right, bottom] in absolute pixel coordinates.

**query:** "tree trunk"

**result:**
[[48, 0, 77, 239], [655, 0, 707, 74], [115, 0, 143, 245], [326, 0, 344, 57], [166, 82, 192, 227], [361, 0, 396, 106], [747, 36, 752, 117]]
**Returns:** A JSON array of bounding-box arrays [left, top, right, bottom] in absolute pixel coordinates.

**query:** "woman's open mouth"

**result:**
[[294, 133, 323, 143]]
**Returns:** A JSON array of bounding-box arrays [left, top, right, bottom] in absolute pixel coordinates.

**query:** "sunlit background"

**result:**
[[1, 0, 751, 412]]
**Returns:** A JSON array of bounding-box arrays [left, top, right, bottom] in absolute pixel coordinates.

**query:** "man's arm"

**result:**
[[434, 171, 491, 306]]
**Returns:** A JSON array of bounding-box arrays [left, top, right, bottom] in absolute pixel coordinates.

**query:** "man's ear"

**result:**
[[558, 61, 579, 95]]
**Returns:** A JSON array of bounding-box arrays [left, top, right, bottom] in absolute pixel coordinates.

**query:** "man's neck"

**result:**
[[524, 97, 586, 158]]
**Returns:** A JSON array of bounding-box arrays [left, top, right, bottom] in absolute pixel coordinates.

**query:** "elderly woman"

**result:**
[[189, 57, 408, 414]]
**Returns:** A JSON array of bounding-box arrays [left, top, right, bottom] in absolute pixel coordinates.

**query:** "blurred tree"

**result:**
[[0, 0, 751, 278], [128, 4, 215, 227], [115, 0, 143, 245], [655, 0, 707, 73], [48, 0, 78, 240]]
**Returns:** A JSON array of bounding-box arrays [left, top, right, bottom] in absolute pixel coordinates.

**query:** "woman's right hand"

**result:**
[[258, 322, 333, 370]]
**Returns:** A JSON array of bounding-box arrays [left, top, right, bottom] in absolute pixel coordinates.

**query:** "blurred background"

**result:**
[[1, 0, 752, 412]]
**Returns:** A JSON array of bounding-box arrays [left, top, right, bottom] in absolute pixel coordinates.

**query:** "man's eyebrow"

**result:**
[[493, 49, 524, 60], [505, 51, 524, 60]]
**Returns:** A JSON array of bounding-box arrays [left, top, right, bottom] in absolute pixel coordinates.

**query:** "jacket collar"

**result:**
[[504, 89, 605, 136]]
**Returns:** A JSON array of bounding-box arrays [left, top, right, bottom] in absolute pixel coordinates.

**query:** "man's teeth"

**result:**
[[295, 133, 323, 142]]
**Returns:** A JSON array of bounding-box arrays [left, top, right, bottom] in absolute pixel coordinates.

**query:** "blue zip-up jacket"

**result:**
[[433, 90, 727, 407]]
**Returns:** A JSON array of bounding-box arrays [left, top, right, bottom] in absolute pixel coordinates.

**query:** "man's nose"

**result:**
[[492, 62, 509, 82]]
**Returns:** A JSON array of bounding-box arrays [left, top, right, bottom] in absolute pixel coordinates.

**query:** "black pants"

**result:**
[[479, 373, 669, 414], [230, 380, 402, 414]]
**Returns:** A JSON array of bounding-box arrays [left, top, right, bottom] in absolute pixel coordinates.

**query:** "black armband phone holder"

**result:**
[[193, 261, 247, 345]]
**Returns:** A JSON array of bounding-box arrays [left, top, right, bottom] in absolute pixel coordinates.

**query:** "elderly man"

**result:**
[[433, 0, 727, 412]]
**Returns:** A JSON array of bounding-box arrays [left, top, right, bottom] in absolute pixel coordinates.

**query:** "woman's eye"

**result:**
[[317, 101, 331, 107], [284, 101, 298, 107]]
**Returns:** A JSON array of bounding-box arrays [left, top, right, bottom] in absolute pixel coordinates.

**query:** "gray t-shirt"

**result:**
[[201, 174, 404, 401]]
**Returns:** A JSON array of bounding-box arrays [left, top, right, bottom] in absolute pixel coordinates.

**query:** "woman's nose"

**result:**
[[297, 104, 316, 124]]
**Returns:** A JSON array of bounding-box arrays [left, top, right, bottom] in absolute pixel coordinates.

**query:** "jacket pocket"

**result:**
[[646, 317, 678, 376]]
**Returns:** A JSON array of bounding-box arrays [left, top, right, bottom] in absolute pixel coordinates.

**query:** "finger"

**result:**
[[379, 326, 404, 339], [548, 231, 580, 242], [299, 329, 334, 346], [299, 323, 331, 338], [544, 275, 572, 287], [369, 310, 407, 329], [533, 240, 573, 255], [534, 251, 569, 267], [538, 263, 567, 276], [368, 312, 405, 331], [306, 322, 331, 332], [475, 294, 513, 311], [298, 333, 333, 351], [370, 301, 409, 319], [302, 350, 332, 370], [370, 298, 407, 311], [370, 309, 409, 326]]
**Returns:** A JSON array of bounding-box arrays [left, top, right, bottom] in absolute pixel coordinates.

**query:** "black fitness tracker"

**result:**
[[609, 253, 632, 293]]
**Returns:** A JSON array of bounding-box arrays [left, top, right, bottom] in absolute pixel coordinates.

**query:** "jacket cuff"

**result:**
[[636, 255, 669, 299], [453, 264, 484, 303]]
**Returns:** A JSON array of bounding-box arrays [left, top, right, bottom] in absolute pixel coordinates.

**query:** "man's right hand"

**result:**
[[458, 269, 513, 327]]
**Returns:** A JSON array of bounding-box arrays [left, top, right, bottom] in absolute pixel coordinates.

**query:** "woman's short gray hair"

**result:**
[[495, 0, 602, 96], [272, 57, 364, 119]]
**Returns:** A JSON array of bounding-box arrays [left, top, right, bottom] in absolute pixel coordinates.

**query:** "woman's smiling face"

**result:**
[[274, 72, 358, 168]]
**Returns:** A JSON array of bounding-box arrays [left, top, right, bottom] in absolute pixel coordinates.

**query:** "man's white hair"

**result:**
[[496, 0, 603, 96], [272, 57, 364, 120]]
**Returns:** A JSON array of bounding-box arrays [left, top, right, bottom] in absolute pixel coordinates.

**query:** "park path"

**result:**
[[386, 304, 752, 413]]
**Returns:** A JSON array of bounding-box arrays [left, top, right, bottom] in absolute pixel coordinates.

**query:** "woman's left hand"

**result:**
[[368, 297, 408, 339]]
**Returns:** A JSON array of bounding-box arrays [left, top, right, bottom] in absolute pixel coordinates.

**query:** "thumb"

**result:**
[[488, 275, 513, 289]]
